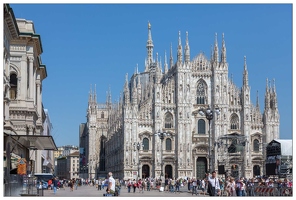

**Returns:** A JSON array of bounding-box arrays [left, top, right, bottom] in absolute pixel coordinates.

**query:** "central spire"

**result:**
[[177, 31, 183, 64], [146, 21, 154, 70]]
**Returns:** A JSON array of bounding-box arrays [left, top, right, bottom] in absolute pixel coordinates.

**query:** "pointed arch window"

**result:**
[[198, 119, 206, 134], [164, 113, 173, 128], [10, 73, 17, 100], [166, 138, 172, 151], [230, 114, 239, 129], [143, 138, 149, 151], [253, 139, 260, 152], [101, 112, 104, 118], [197, 81, 206, 104], [228, 139, 238, 153]]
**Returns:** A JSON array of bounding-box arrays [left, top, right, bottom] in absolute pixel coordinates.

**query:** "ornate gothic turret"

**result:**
[[263, 78, 280, 141], [213, 33, 219, 63], [184, 31, 190, 64], [256, 90, 260, 111], [137, 75, 142, 102], [146, 21, 154, 71], [132, 76, 137, 104], [170, 43, 174, 68], [177, 31, 183, 65], [164, 50, 168, 74], [124, 73, 130, 104], [220, 33, 227, 64], [243, 56, 249, 87], [264, 78, 270, 110]]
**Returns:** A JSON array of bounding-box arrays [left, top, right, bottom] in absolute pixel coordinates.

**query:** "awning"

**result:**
[[5, 133, 58, 151]]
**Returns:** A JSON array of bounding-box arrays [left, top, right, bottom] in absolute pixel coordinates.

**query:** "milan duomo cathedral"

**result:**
[[79, 22, 280, 181]]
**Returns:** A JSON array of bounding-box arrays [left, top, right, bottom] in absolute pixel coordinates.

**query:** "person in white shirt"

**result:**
[[107, 172, 116, 195], [207, 171, 220, 196]]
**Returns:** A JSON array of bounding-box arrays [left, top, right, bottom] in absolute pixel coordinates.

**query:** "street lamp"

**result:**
[[133, 142, 143, 180], [198, 106, 220, 173], [155, 130, 170, 186]]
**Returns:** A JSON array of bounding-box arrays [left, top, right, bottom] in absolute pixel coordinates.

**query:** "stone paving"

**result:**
[[43, 185, 207, 197]]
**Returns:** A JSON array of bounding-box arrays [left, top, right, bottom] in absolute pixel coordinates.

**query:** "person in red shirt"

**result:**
[[48, 179, 52, 190]]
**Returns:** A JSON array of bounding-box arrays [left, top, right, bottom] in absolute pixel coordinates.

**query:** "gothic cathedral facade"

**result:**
[[81, 22, 280, 180]]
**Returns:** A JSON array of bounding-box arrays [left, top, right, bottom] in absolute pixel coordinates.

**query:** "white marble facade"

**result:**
[[85, 23, 280, 180]]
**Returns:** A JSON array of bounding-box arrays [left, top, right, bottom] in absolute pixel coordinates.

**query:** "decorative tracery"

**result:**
[[196, 80, 207, 104]]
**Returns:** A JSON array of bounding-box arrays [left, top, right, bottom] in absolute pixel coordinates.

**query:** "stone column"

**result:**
[[34, 68, 37, 105], [28, 56, 34, 99], [36, 80, 41, 117]]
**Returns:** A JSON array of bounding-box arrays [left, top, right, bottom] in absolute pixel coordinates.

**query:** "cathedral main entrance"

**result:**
[[142, 165, 150, 178], [253, 165, 260, 176], [196, 157, 207, 179], [165, 165, 173, 178]]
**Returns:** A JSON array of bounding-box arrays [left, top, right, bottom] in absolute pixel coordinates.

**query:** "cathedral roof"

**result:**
[[191, 52, 211, 71], [192, 52, 209, 63]]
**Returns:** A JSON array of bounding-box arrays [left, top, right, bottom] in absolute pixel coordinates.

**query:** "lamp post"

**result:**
[[155, 130, 170, 187], [133, 142, 143, 180], [198, 106, 220, 173]]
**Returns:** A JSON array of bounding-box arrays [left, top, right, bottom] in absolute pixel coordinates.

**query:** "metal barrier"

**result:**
[[254, 186, 292, 196]]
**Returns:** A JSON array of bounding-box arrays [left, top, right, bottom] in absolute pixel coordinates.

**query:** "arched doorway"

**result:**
[[231, 164, 239, 179], [196, 157, 207, 179], [253, 165, 260, 177], [165, 165, 173, 178], [142, 165, 150, 178]]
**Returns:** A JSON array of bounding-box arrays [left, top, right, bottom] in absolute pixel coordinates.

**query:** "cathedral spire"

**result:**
[[220, 33, 227, 63], [211, 44, 213, 61], [135, 64, 139, 74], [256, 90, 260, 109], [264, 78, 270, 109], [177, 31, 183, 64], [170, 43, 173, 68], [89, 84, 93, 104], [137, 75, 141, 88], [164, 50, 168, 73], [243, 56, 249, 86], [214, 33, 219, 62], [272, 78, 278, 109], [124, 73, 130, 103], [146, 21, 154, 68], [184, 31, 190, 64], [108, 85, 112, 105], [94, 84, 97, 103], [159, 56, 163, 73]]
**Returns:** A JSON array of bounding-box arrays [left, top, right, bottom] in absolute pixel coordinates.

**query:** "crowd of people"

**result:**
[[43, 171, 293, 196]]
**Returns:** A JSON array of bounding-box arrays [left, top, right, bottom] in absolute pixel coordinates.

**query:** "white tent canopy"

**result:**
[[274, 139, 292, 156]]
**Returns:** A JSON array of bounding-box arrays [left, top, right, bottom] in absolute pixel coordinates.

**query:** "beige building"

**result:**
[[3, 4, 57, 196], [56, 151, 80, 180]]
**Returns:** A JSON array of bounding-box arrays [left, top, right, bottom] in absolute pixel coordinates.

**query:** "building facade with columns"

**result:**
[[82, 22, 280, 180], [3, 4, 57, 196]]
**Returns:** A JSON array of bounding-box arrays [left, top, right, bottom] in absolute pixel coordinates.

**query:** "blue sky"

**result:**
[[8, 3, 292, 147]]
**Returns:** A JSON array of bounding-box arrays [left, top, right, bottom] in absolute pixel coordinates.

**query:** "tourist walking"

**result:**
[[106, 172, 116, 195], [132, 179, 137, 193], [52, 177, 58, 195], [98, 179, 102, 190], [226, 177, 236, 196], [146, 179, 151, 191], [127, 179, 132, 193], [207, 171, 221, 196]]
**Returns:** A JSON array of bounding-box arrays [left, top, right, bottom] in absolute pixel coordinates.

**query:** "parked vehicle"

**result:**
[[36, 180, 48, 189]]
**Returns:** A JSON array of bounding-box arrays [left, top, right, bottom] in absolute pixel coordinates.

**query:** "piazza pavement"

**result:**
[[42, 185, 207, 197]]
